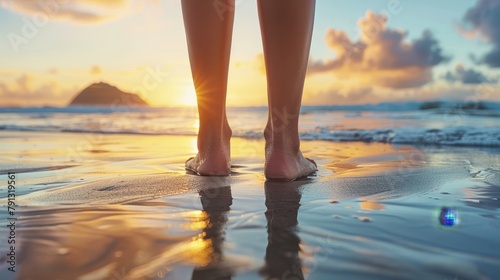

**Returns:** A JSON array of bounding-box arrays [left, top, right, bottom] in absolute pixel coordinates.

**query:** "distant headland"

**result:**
[[68, 82, 149, 107]]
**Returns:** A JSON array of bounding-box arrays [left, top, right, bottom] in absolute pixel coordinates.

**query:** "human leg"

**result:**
[[182, 0, 234, 175], [258, 0, 317, 181]]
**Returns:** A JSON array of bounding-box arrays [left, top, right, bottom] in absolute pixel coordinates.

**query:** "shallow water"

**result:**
[[1, 104, 499, 147], [1, 133, 500, 279]]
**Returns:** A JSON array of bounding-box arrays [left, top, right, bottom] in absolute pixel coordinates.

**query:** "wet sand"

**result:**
[[0, 131, 499, 279]]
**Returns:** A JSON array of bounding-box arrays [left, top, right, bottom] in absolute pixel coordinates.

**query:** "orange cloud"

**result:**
[[308, 11, 450, 89]]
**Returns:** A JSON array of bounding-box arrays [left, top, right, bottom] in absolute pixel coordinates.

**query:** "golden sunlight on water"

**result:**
[[191, 137, 198, 154], [184, 210, 209, 230], [360, 200, 385, 211], [185, 237, 214, 267], [190, 117, 200, 153], [325, 143, 427, 177], [192, 118, 200, 131]]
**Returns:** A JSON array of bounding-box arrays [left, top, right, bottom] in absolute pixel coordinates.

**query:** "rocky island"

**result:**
[[68, 82, 149, 107]]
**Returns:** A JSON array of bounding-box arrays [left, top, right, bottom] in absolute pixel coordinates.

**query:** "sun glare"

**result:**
[[180, 85, 198, 107]]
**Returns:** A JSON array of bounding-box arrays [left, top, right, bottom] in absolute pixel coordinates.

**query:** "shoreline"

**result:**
[[1, 130, 498, 205]]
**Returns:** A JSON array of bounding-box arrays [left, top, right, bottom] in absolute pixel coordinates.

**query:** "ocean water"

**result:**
[[1, 101, 499, 147]]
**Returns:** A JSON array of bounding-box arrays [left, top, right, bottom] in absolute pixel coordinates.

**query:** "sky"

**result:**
[[0, 0, 499, 107]]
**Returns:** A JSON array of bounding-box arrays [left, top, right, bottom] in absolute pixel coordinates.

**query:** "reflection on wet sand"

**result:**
[[260, 180, 312, 280], [360, 200, 385, 211], [191, 186, 233, 280], [15, 187, 235, 279], [463, 183, 500, 211], [17, 206, 194, 279], [192, 180, 316, 280]]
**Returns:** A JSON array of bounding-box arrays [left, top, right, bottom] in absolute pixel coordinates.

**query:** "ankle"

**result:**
[[198, 138, 230, 153], [267, 134, 300, 151], [198, 122, 231, 140]]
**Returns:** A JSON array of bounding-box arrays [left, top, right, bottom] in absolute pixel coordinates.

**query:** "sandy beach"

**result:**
[[0, 130, 499, 279]]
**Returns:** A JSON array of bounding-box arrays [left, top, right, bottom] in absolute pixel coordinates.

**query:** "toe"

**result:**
[[305, 158, 317, 169], [185, 156, 195, 165]]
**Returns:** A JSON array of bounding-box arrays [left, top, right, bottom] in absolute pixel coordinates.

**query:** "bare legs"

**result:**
[[182, 0, 233, 175], [182, 0, 317, 180], [258, 0, 317, 181]]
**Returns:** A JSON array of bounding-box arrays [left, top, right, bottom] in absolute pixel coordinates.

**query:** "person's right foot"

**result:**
[[263, 117, 317, 181]]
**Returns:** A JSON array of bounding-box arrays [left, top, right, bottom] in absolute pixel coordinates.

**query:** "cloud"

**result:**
[[308, 11, 449, 89], [0, 74, 67, 106], [90, 65, 102, 74], [459, 0, 500, 67], [444, 64, 497, 84], [3, 0, 133, 23]]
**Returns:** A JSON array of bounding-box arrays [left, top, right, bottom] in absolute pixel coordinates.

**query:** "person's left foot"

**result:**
[[186, 124, 232, 176], [185, 148, 231, 176]]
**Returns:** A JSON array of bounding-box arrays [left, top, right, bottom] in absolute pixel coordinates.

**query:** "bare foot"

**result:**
[[186, 123, 232, 176], [265, 149, 317, 181], [264, 125, 316, 181], [185, 149, 230, 176], [262, 107, 316, 181], [264, 116, 317, 181]]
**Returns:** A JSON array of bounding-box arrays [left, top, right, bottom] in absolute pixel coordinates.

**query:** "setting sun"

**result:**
[[180, 85, 198, 107]]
